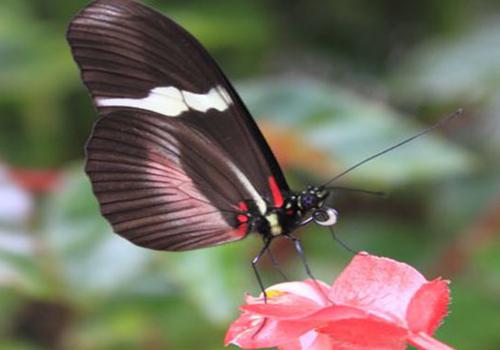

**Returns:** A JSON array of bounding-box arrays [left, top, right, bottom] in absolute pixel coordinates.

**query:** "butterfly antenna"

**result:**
[[321, 108, 463, 187], [326, 186, 386, 197]]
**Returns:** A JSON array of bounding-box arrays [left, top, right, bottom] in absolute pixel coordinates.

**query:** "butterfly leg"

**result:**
[[287, 234, 317, 281], [252, 237, 273, 303], [266, 244, 288, 281], [286, 234, 333, 304], [328, 226, 357, 254]]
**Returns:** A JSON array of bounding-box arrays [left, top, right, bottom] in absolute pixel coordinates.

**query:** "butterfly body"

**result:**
[[235, 185, 332, 242]]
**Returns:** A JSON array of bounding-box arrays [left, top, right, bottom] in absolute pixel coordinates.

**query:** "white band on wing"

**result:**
[[96, 85, 232, 117], [96, 85, 266, 214]]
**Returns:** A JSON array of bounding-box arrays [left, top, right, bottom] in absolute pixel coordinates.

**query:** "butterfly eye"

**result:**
[[300, 193, 319, 209]]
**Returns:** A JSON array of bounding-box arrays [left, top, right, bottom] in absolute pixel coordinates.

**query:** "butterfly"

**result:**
[[67, 0, 460, 292]]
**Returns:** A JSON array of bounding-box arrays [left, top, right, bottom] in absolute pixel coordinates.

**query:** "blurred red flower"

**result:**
[[225, 252, 454, 350], [8, 167, 61, 193]]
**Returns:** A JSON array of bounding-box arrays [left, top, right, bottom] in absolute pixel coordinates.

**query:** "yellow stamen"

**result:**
[[265, 290, 286, 298]]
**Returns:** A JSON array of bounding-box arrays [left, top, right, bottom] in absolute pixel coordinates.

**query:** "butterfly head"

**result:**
[[297, 186, 329, 212], [294, 186, 338, 228]]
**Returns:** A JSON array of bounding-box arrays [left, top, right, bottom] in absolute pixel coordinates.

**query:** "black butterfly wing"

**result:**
[[67, 0, 289, 250]]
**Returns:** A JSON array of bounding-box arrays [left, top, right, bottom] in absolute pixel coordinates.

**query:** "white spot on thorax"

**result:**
[[266, 213, 282, 236], [96, 85, 232, 117]]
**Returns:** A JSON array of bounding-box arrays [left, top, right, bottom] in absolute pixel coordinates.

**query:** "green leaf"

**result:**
[[390, 18, 500, 103]]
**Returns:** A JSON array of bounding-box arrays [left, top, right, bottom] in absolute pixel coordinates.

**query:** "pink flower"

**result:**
[[225, 252, 454, 350]]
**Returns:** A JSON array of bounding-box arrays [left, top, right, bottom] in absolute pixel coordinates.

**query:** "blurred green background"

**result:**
[[1, 0, 499, 349]]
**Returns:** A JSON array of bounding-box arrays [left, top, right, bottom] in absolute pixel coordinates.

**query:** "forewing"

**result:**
[[67, 0, 289, 202]]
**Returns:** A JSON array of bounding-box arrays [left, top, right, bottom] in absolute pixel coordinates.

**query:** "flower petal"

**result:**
[[270, 280, 331, 306], [225, 312, 317, 348], [240, 280, 331, 319], [305, 304, 368, 322], [406, 279, 450, 334], [407, 332, 456, 350], [278, 331, 334, 350], [329, 252, 427, 323], [241, 293, 322, 319], [225, 312, 274, 348], [245, 280, 330, 306], [317, 317, 408, 350]]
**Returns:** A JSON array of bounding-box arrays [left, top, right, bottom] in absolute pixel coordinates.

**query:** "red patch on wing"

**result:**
[[237, 214, 248, 223], [234, 223, 249, 238], [232, 201, 250, 238], [239, 201, 249, 211], [268, 176, 284, 208]]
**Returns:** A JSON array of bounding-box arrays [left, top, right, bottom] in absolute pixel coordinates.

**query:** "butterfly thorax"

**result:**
[[247, 186, 331, 239]]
